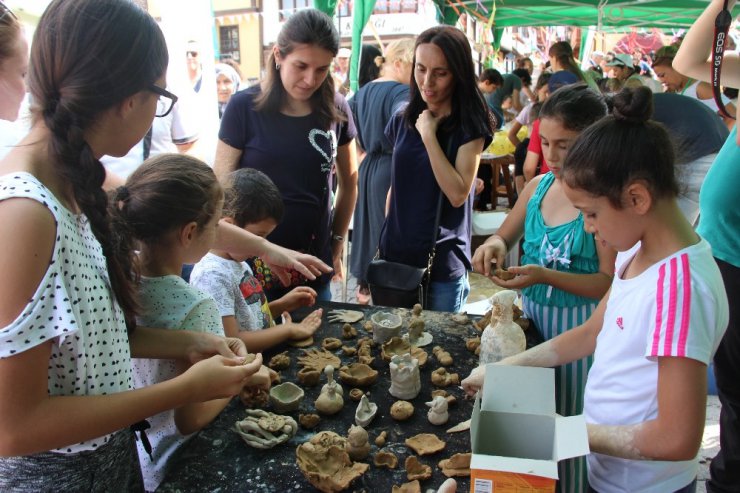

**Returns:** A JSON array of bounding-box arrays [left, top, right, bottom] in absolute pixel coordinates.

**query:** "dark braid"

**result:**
[[28, 0, 168, 332]]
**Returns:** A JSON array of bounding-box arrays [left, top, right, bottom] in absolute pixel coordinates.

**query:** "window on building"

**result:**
[[219, 25, 240, 63], [280, 0, 311, 19]]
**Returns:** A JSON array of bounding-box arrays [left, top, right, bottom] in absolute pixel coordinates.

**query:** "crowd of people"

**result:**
[[0, 0, 737, 492]]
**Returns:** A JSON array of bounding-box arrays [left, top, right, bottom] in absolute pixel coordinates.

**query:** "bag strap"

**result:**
[[425, 132, 457, 274], [712, 0, 735, 120]]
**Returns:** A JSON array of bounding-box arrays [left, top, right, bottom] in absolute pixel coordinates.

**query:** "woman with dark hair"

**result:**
[[355, 43, 383, 89], [548, 41, 600, 92], [0, 1, 28, 159], [215, 8, 358, 303], [377, 25, 493, 312]]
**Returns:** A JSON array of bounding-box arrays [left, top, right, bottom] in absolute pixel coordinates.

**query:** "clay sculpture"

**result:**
[[371, 311, 402, 344], [339, 363, 379, 387], [234, 410, 298, 449], [298, 348, 341, 372], [327, 309, 364, 324], [315, 366, 344, 415], [363, 320, 374, 332], [438, 453, 472, 477], [269, 382, 304, 413], [239, 386, 269, 408], [450, 312, 469, 325], [375, 431, 388, 447], [268, 351, 290, 371], [299, 413, 321, 429], [389, 353, 421, 400], [348, 388, 364, 401], [479, 290, 526, 365], [297, 367, 321, 387], [405, 433, 446, 455], [321, 337, 343, 351], [354, 394, 378, 427], [426, 395, 449, 426], [405, 456, 432, 481], [320, 365, 344, 396], [341, 323, 357, 339], [295, 431, 369, 493], [393, 480, 421, 493], [356, 337, 375, 366], [390, 400, 414, 421], [431, 368, 460, 388], [341, 345, 357, 357], [412, 303, 423, 317], [465, 337, 481, 355], [374, 450, 398, 469], [431, 389, 457, 406], [381, 337, 428, 366], [346, 425, 371, 461], [432, 346, 453, 366], [404, 317, 433, 347]]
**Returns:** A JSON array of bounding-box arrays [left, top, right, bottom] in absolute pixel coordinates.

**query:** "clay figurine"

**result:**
[[320, 364, 344, 396], [426, 395, 449, 426], [389, 353, 421, 400], [479, 290, 526, 365], [432, 346, 453, 366], [390, 400, 414, 421], [354, 394, 378, 427], [412, 303, 422, 317], [371, 311, 403, 344], [404, 317, 433, 347], [327, 309, 364, 323], [315, 365, 344, 415], [296, 431, 369, 492], [234, 409, 298, 449], [346, 424, 371, 461], [342, 323, 358, 339], [431, 368, 460, 388]]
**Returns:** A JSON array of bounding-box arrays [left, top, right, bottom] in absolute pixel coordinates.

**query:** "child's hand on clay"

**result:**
[[283, 308, 323, 340]]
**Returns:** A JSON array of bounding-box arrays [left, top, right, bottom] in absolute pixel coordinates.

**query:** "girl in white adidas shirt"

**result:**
[[463, 86, 729, 493]]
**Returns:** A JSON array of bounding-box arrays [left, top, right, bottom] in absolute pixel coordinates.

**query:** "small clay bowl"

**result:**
[[269, 382, 304, 413], [339, 363, 379, 387], [371, 311, 402, 344]]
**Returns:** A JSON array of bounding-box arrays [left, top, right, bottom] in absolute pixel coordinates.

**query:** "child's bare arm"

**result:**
[[268, 286, 317, 318], [229, 309, 322, 353]]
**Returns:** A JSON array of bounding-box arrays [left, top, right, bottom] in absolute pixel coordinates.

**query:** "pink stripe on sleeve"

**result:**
[[652, 263, 666, 355], [677, 254, 692, 357], [663, 257, 679, 355]]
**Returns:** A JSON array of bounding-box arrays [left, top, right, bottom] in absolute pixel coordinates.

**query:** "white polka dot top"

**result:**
[[0, 173, 132, 453]]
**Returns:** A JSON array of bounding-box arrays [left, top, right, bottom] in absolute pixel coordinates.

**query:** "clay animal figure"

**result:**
[[426, 395, 449, 425], [354, 394, 378, 427], [346, 425, 371, 461], [389, 353, 421, 400], [479, 290, 526, 365]]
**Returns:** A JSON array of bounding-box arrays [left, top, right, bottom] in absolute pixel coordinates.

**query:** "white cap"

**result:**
[[337, 47, 351, 58]]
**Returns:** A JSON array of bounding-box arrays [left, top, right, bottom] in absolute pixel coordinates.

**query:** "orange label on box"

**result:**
[[470, 469, 555, 493]]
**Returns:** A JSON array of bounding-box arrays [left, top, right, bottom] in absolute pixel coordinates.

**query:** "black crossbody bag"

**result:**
[[366, 133, 454, 309]]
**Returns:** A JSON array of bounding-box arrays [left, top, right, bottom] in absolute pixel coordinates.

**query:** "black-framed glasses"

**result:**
[[0, 1, 18, 24], [148, 85, 178, 118]]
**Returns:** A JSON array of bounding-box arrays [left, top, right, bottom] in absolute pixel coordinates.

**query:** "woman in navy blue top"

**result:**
[[215, 9, 357, 302], [378, 26, 493, 312]]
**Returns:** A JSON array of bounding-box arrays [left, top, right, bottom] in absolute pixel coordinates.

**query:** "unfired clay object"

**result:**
[[315, 366, 344, 415], [390, 400, 414, 421], [299, 413, 321, 429], [354, 394, 378, 427], [297, 367, 321, 387], [479, 290, 526, 365], [268, 351, 291, 371], [375, 431, 388, 447], [466, 337, 481, 355], [298, 348, 341, 372], [346, 425, 371, 461], [295, 431, 369, 493], [404, 318, 433, 347], [426, 395, 450, 426], [321, 337, 343, 351], [446, 419, 471, 434], [363, 320, 374, 332], [405, 456, 432, 481], [341, 323, 357, 339], [349, 388, 364, 401], [327, 309, 365, 324], [431, 389, 457, 406], [405, 433, 446, 456], [269, 382, 304, 413], [289, 336, 314, 348], [234, 409, 298, 449], [381, 337, 428, 366], [450, 312, 469, 325], [431, 368, 460, 388], [339, 363, 379, 387], [341, 345, 357, 357], [433, 346, 453, 366], [374, 450, 398, 469], [389, 352, 421, 400], [438, 453, 472, 477], [412, 303, 423, 317], [356, 337, 375, 366], [320, 365, 344, 396], [494, 267, 516, 281], [240, 386, 269, 408], [393, 479, 421, 493], [371, 311, 403, 344]]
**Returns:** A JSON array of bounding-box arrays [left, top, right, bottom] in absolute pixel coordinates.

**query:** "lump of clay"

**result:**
[[375, 431, 388, 447], [296, 431, 369, 493], [381, 337, 428, 367], [431, 368, 460, 388], [268, 351, 290, 371], [315, 365, 344, 415], [450, 312, 469, 325], [341, 323, 357, 339], [405, 456, 432, 481], [405, 433, 446, 456], [289, 336, 314, 348], [339, 363, 379, 387], [374, 450, 398, 469], [412, 303, 422, 317], [346, 424, 371, 461], [494, 267, 516, 281], [466, 337, 481, 355], [389, 352, 421, 400], [321, 337, 343, 351], [269, 382, 304, 413], [234, 409, 298, 449], [479, 290, 526, 365], [349, 388, 364, 402], [390, 400, 414, 421], [297, 348, 341, 372], [432, 346, 453, 366], [438, 453, 471, 477], [393, 480, 421, 493], [356, 337, 375, 366], [354, 394, 378, 427], [363, 320, 374, 332], [341, 345, 357, 357], [299, 413, 321, 429], [371, 311, 403, 344], [240, 386, 269, 408], [327, 309, 364, 324], [297, 367, 321, 387], [426, 395, 449, 426]]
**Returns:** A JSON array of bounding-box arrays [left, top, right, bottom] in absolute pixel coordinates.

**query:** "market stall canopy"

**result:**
[[434, 0, 740, 29]]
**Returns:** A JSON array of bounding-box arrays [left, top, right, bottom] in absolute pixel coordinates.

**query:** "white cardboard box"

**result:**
[[469, 365, 590, 492]]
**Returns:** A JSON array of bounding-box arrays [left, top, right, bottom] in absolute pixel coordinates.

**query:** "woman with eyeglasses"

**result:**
[[0, 1, 28, 159], [215, 8, 358, 303], [0, 0, 330, 489]]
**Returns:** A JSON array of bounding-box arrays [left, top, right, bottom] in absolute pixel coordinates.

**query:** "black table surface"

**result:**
[[156, 301, 540, 492]]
